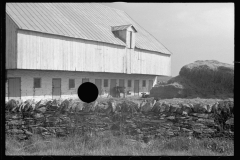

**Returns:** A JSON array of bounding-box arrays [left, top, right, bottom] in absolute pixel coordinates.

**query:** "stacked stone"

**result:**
[[5, 98, 234, 141]]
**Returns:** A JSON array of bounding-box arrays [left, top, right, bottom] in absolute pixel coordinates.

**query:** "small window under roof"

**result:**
[[111, 24, 137, 32]]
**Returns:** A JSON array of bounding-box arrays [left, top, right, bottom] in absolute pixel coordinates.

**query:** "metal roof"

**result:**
[[6, 3, 171, 55]]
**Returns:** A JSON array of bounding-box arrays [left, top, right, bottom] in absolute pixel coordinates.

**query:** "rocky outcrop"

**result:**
[[5, 98, 234, 141], [151, 60, 234, 99]]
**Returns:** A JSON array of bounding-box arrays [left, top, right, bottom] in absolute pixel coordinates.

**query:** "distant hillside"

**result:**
[[150, 60, 234, 99]]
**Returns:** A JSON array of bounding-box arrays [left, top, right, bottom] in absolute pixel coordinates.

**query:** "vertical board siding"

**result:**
[[17, 30, 171, 76], [8, 78, 21, 99], [133, 49, 171, 76], [6, 14, 18, 69]]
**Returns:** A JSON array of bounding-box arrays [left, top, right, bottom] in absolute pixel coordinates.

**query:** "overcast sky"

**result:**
[[103, 2, 234, 77]]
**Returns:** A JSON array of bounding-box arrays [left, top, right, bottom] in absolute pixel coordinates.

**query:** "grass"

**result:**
[[5, 131, 234, 156]]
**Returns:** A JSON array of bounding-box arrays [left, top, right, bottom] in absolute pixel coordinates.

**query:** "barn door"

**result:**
[[110, 79, 116, 97], [134, 80, 139, 96], [82, 78, 89, 83], [8, 78, 21, 100], [148, 80, 153, 92], [52, 78, 61, 99], [119, 79, 125, 87], [95, 79, 102, 95]]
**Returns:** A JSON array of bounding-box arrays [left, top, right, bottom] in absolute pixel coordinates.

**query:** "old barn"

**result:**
[[6, 3, 171, 101]]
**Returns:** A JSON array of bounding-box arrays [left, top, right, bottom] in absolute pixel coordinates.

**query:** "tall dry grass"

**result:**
[[6, 130, 234, 156]]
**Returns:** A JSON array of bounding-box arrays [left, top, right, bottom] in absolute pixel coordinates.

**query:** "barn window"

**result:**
[[104, 79, 108, 87], [142, 80, 146, 87], [69, 79, 75, 89], [34, 78, 41, 88], [128, 80, 132, 87]]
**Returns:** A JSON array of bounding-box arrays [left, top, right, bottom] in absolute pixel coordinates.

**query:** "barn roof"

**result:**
[[6, 3, 171, 55]]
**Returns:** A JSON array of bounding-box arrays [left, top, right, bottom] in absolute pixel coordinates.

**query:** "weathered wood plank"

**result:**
[[16, 30, 171, 76]]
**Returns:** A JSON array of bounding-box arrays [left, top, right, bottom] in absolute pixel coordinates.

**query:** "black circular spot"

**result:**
[[77, 82, 98, 103]]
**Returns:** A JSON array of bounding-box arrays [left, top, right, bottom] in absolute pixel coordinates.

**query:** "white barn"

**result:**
[[6, 3, 171, 101]]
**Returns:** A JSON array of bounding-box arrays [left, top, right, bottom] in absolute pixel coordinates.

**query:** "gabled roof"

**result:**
[[111, 24, 137, 32], [6, 3, 171, 55]]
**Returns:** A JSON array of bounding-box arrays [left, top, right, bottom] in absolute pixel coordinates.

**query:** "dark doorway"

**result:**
[[52, 78, 61, 99], [110, 79, 117, 97], [119, 79, 125, 87], [82, 78, 89, 83], [8, 77, 21, 100], [95, 79, 102, 95], [134, 80, 139, 96]]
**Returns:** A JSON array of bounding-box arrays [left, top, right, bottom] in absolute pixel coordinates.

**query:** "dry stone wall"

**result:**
[[5, 98, 234, 141]]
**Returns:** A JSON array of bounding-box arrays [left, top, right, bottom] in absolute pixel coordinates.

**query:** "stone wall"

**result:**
[[5, 98, 234, 141]]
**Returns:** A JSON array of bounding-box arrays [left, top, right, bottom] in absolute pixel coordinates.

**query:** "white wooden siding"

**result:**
[[17, 30, 171, 76], [126, 27, 136, 49], [6, 14, 18, 69], [133, 48, 171, 76]]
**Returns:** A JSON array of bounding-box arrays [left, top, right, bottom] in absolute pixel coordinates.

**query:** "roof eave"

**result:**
[[135, 47, 171, 56]]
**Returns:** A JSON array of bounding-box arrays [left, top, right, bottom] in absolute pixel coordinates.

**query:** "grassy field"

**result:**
[[6, 131, 234, 156]]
